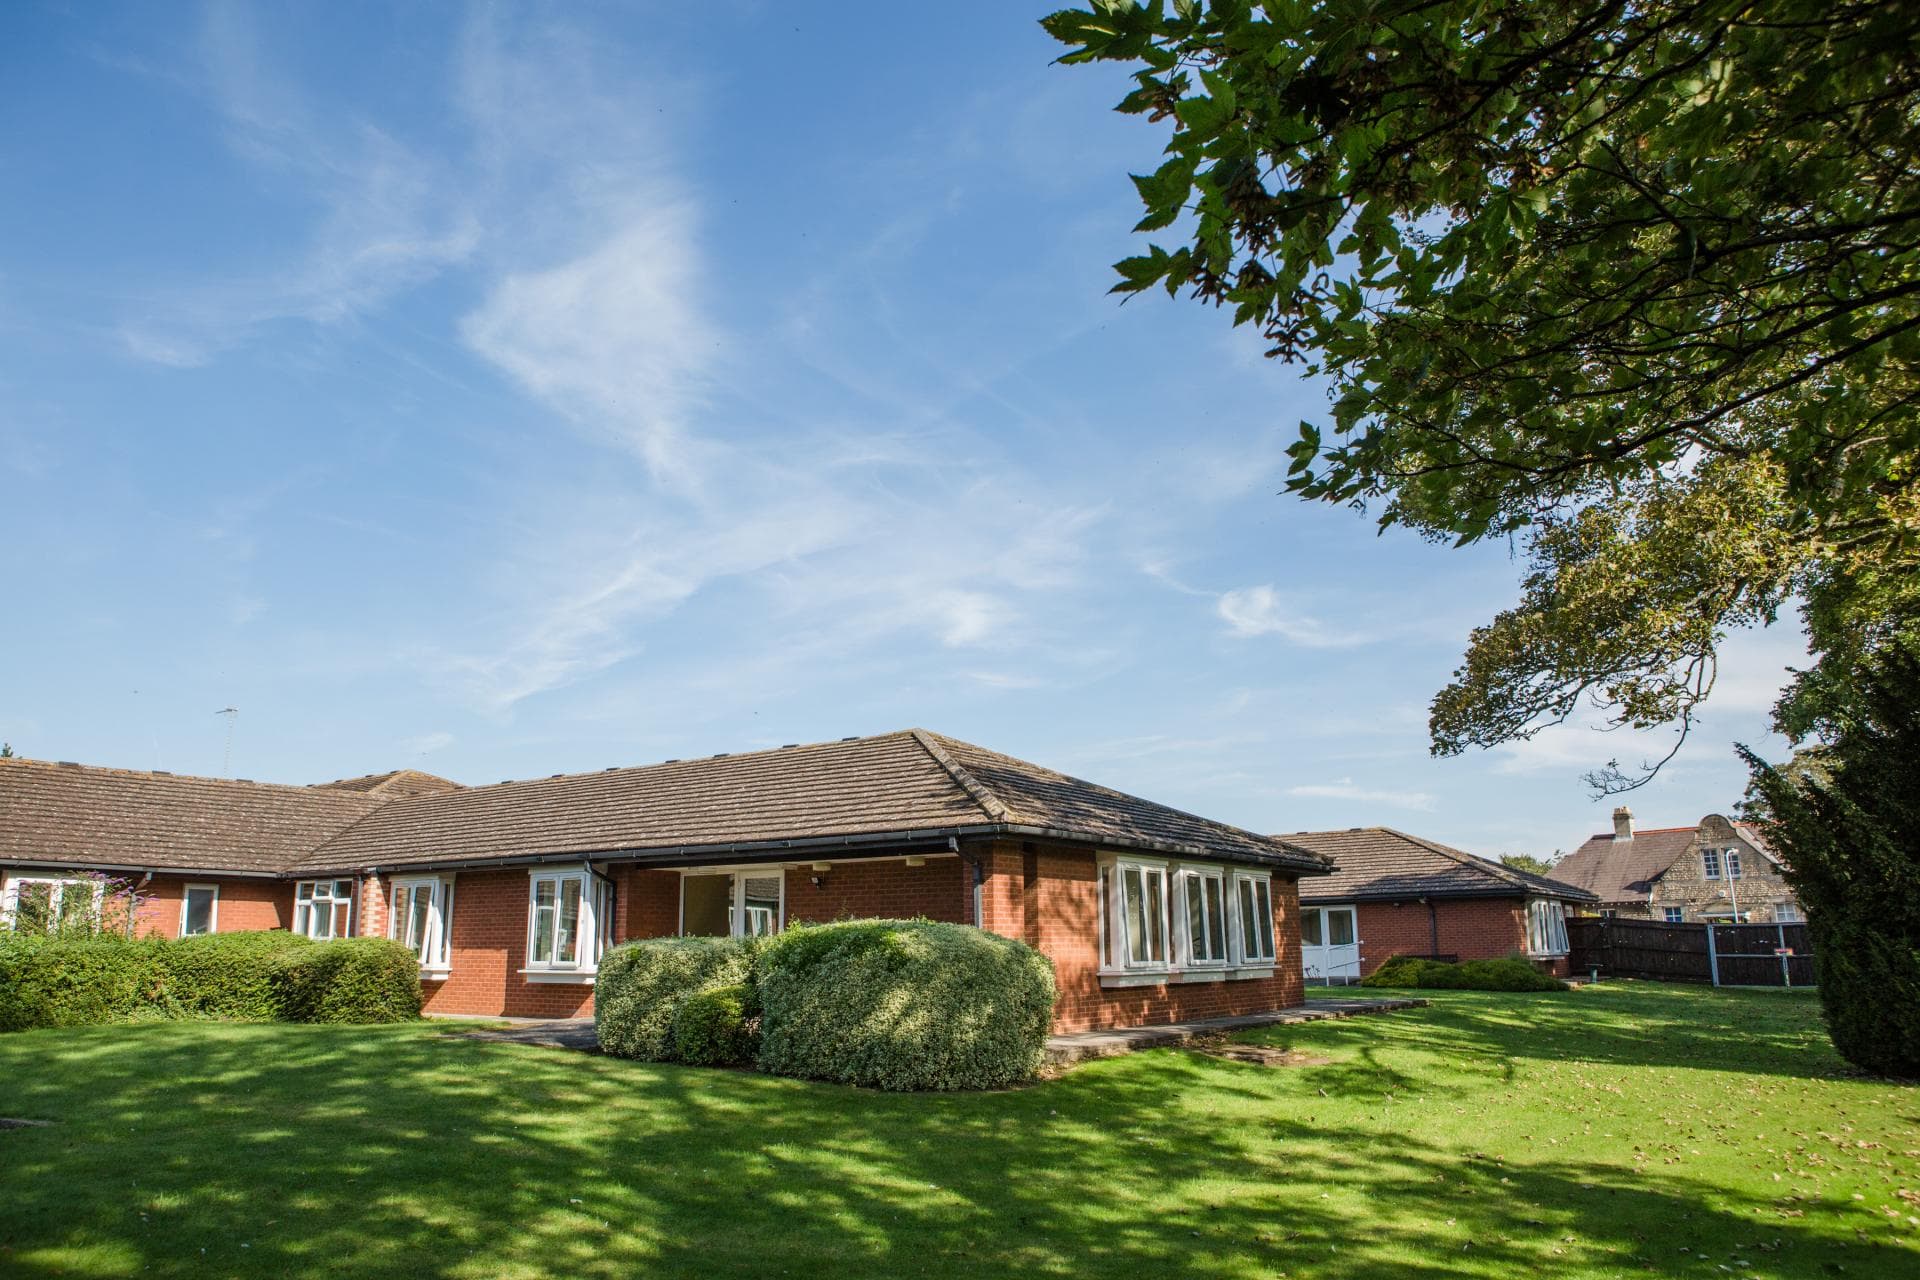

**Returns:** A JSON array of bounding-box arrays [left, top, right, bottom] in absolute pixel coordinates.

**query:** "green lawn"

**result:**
[[1, 985, 1915, 1279]]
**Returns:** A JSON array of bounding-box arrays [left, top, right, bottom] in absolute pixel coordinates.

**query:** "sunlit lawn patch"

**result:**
[[0, 983, 1913, 1277]]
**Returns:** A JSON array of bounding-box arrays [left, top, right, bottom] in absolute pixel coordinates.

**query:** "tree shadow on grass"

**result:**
[[1, 1015, 1913, 1280]]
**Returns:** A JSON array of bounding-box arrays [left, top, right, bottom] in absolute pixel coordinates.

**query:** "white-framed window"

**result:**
[[1701, 849, 1723, 880], [1526, 899, 1570, 956], [180, 884, 219, 937], [293, 879, 355, 939], [1725, 849, 1744, 879], [2, 875, 101, 935], [525, 868, 613, 977], [1774, 902, 1803, 923], [1664, 906, 1684, 924], [1233, 872, 1277, 965], [389, 876, 454, 974], [1177, 868, 1228, 966]]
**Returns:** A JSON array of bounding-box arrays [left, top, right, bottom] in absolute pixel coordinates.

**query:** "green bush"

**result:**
[[163, 932, 314, 1020], [756, 919, 1056, 1091], [0, 935, 166, 1031], [270, 938, 423, 1024], [1360, 953, 1566, 992], [671, 982, 758, 1067], [596, 936, 756, 1061]]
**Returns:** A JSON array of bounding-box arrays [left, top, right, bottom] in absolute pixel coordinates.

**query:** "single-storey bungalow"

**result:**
[[0, 730, 1331, 1033], [1275, 827, 1596, 982]]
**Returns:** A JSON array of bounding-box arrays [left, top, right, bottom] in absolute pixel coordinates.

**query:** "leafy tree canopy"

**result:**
[[1045, 0, 1920, 781], [1498, 852, 1557, 877]]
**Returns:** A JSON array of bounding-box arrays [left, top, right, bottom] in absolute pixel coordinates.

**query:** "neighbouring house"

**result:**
[[1550, 807, 1801, 924], [1275, 827, 1597, 982], [0, 730, 1331, 1033]]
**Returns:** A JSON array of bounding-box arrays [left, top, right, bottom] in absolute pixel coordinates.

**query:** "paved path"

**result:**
[[443, 996, 1425, 1065], [1042, 997, 1426, 1066]]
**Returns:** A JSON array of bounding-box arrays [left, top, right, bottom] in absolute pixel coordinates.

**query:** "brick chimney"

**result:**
[[1612, 806, 1634, 841]]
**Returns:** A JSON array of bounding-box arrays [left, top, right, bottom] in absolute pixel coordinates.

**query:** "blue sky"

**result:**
[[0, 1, 1808, 858]]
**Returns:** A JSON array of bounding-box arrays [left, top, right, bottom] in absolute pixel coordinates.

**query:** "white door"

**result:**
[[1301, 905, 1362, 984]]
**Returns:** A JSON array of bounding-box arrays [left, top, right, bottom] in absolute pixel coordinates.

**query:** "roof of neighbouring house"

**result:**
[[312, 770, 462, 799], [1278, 826, 1596, 904], [0, 757, 390, 875], [296, 729, 1331, 875], [1550, 816, 1778, 904]]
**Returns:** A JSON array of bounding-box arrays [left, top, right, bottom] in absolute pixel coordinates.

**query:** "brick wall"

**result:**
[[784, 856, 968, 926], [1323, 896, 1574, 979], [131, 874, 291, 939], [968, 838, 1307, 1034], [410, 869, 599, 1019]]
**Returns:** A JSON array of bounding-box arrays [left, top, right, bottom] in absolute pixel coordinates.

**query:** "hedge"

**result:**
[[0, 933, 423, 1031], [164, 932, 315, 1021], [671, 982, 758, 1067], [1360, 953, 1567, 991], [756, 919, 1056, 1091], [596, 936, 756, 1061]]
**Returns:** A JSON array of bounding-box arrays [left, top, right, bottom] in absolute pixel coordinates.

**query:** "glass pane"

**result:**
[[296, 883, 313, 902], [330, 903, 350, 938], [1204, 878, 1225, 961], [1299, 903, 1322, 947], [1185, 875, 1207, 960], [335, 880, 354, 899], [1256, 883, 1276, 958], [184, 888, 214, 936], [1122, 868, 1147, 965], [407, 887, 432, 959], [532, 880, 557, 962], [680, 875, 730, 937], [1328, 908, 1354, 947], [56, 884, 94, 932], [293, 902, 311, 937], [1098, 868, 1112, 967], [14, 883, 53, 935], [1144, 871, 1165, 962], [739, 876, 781, 938], [555, 879, 582, 964]]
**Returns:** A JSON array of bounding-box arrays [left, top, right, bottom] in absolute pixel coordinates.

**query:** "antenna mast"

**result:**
[[215, 707, 239, 778]]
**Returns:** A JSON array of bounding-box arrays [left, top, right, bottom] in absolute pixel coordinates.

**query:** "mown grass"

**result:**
[[0, 983, 1914, 1278]]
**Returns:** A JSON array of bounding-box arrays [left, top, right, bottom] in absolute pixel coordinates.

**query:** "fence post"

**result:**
[[1705, 922, 1721, 987], [1777, 923, 1791, 988]]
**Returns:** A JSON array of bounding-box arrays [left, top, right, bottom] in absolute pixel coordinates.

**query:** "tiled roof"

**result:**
[[1280, 827, 1595, 903], [0, 758, 388, 875], [312, 770, 462, 799], [297, 729, 1328, 875], [1552, 817, 1780, 904]]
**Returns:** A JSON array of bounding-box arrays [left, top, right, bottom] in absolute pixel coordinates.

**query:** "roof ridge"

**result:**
[[907, 729, 1014, 823], [1378, 826, 1542, 890], [0, 755, 369, 798]]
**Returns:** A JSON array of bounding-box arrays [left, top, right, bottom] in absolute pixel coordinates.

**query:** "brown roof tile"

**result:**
[[0, 758, 387, 876], [297, 729, 1327, 874], [312, 770, 462, 799], [1281, 827, 1594, 903], [1552, 817, 1779, 904]]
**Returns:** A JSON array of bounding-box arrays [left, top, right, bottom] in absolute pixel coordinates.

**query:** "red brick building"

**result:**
[[0, 730, 1330, 1033], [1276, 828, 1595, 982]]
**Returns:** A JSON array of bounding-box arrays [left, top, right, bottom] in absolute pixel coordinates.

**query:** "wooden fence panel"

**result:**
[[1567, 917, 1814, 986]]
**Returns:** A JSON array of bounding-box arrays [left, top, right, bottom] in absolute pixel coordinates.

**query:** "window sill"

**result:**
[[419, 968, 452, 982], [1098, 965, 1277, 989], [517, 969, 596, 985], [1227, 966, 1275, 980]]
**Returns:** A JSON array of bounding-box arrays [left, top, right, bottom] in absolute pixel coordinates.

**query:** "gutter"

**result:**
[[0, 859, 284, 880], [1300, 886, 1599, 907]]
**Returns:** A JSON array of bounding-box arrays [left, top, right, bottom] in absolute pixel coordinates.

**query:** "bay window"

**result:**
[[293, 879, 354, 939], [1526, 899, 1570, 957], [1099, 857, 1279, 981], [525, 868, 612, 980], [390, 876, 454, 975]]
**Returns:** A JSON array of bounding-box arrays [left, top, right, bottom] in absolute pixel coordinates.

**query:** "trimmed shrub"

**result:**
[[163, 931, 314, 1021], [270, 938, 423, 1024], [755, 919, 1056, 1091], [1360, 953, 1566, 992], [596, 936, 756, 1061], [0, 935, 166, 1031], [671, 982, 758, 1067]]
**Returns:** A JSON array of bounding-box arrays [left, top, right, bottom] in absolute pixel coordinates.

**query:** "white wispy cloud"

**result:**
[[401, 730, 454, 757], [1216, 584, 1377, 647], [1284, 778, 1436, 811]]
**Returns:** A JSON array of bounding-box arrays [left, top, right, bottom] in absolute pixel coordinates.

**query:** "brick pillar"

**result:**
[[357, 873, 389, 940]]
